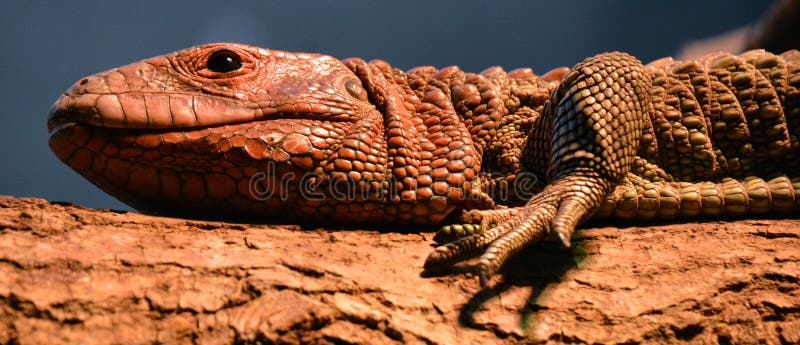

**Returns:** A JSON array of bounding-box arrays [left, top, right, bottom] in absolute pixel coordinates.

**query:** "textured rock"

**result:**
[[0, 195, 798, 344]]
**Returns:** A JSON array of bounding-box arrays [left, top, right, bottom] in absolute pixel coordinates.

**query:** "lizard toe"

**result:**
[[473, 201, 557, 286], [424, 221, 515, 270], [460, 206, 515, 232], [432, 207, 519, 244], [433, 223, 483, 244]]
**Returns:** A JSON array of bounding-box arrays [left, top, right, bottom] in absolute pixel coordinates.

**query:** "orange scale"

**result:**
[[431, 181, 449, 194], [102, 144, 119, 156], [86, 135, 108, 152], [161, 132, 184, 144], [271, 148, 291, 162], [310, 127, 330, 138], [104, 158, 132, 185], [205, 173, 236, 198], [119, 147, 143, 158], [431, 167, 449, 179], [129, 168, 159, 197], [226, 167, 243, 179], [283, 134, 311, 155], [160, 169, 181, 200], [416, 187, 433, 199], [412, 204, 429, 216], [291, 156, 314, 170], [68, 125, 91, 146], [244, 140, 267, 158], [67, 149, 94, 171], [142, 150, 161, 162], [448, 173, 465, 186], [230, 135, 247, 147], [446, 160, 466, 172], [186, 129, 210, 141]]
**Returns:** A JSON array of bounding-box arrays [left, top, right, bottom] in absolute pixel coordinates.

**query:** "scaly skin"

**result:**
[[48, 43, 800, 286]]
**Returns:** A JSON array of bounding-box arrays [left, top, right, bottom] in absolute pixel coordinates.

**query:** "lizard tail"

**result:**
[[595, 174, 799, 220]]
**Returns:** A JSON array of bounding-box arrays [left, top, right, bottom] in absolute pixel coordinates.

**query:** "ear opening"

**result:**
[[342, 58, 409, 123]]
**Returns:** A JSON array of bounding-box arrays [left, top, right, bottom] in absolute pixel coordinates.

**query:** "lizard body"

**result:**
[[48, 43, 800, 284]]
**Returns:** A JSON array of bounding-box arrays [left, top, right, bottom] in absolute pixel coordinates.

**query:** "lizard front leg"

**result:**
[[425, 52, 653, 285]]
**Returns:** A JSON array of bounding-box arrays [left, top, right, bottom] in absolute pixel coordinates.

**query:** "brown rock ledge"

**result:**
[[0, 195, 798, 344]]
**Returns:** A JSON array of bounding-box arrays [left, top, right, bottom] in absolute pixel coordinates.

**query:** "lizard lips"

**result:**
[[47, 88, 261, 133]]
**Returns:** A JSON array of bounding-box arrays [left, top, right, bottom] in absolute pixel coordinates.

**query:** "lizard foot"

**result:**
[[425, 177, 605, 286], [426, 52, 649, 286]]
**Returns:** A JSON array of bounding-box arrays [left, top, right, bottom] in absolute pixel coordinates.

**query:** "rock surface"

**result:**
[[0, 195, 798, 344]]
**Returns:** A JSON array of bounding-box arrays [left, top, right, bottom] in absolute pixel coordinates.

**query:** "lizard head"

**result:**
[[49, 42, 482, 223], [48, 43, 393, 220]]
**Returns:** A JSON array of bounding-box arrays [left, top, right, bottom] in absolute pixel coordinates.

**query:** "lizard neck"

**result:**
[[398, 64, 557, 206]]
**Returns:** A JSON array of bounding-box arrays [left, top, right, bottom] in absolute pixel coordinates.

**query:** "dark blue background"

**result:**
[[0, 1, 770, 211]]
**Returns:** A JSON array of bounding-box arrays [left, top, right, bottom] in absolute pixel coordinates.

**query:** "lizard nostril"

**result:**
[[78, 78, 89, 86]]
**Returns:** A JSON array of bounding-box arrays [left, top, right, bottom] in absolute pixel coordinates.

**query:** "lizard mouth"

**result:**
[[47, 99, 83, 135], [47, 116, 77, 136], [47, 92, 341, 215], [47, 107, 319, 219], [47, 107, 235, 137], [47, 90, 358, 138]]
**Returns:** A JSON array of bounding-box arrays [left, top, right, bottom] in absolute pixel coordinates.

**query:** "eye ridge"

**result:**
[[207, 50, 243, 73], [344, 79, 368, 101]]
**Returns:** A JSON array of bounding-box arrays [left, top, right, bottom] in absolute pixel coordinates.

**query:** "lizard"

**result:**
[[47, 43, 800, 286]]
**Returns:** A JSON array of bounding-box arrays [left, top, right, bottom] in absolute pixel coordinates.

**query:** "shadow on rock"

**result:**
[[457, 240, 582, 332]]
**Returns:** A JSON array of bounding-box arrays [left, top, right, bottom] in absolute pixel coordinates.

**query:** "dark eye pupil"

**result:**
[[207, 50, 242, 73]]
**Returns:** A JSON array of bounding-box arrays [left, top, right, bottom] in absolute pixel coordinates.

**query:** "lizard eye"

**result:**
[[207, 50, 243, 73], [344, 79, 368, 101]]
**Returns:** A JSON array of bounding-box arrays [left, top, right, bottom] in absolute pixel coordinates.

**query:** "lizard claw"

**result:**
[[552, 197, 595, 248], [556, 231, 572, 248]]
